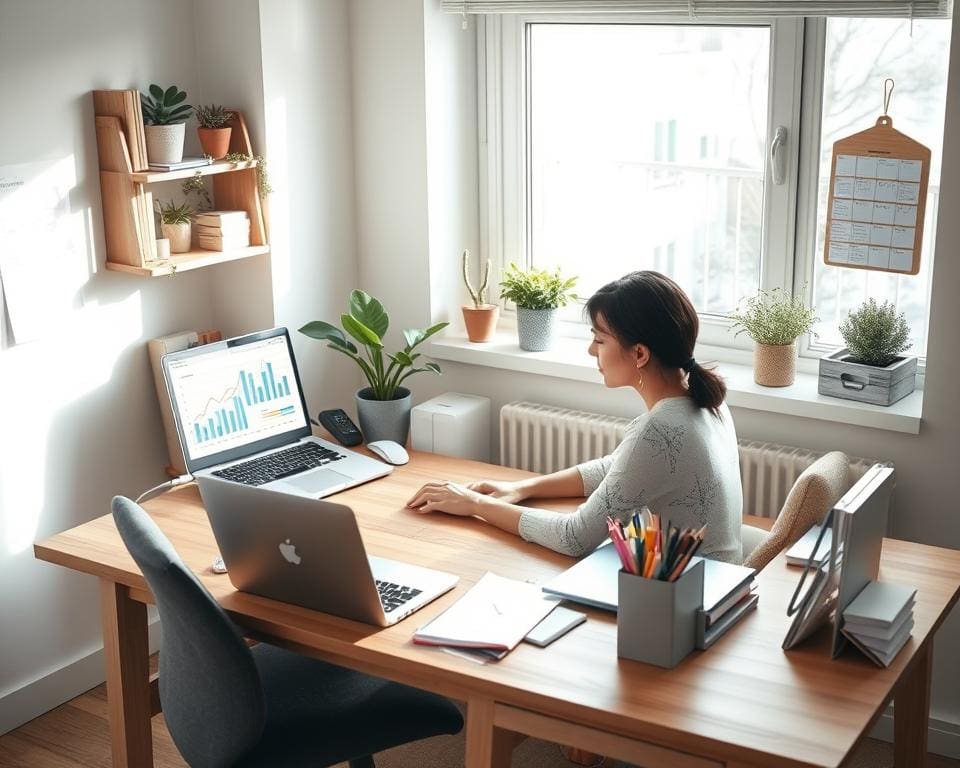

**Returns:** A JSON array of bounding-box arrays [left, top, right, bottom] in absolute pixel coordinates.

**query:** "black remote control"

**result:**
[[317, 409, 363, 446]]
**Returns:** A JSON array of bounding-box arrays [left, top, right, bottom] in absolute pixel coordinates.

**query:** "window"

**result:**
[[480, 13, 951, 360]]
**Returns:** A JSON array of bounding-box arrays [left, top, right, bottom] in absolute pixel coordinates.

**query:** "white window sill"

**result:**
[[427, 333, 923, 435]]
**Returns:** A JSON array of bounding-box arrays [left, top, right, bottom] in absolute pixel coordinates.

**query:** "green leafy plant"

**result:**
[[299, 290, 448, 401], [728, 288, 818, 346], [154, 199, 193, 225], [181, 171, 212, 211], [462, 249, 491, 308], [840, 298, 911, 367], [224, 151, 273, 197], [141, 84, 192, 126], [194, 104, 231, 129], [499, 262, 578, 310]]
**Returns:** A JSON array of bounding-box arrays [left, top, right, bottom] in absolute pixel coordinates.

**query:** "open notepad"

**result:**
[[413, 573, 559, 652]]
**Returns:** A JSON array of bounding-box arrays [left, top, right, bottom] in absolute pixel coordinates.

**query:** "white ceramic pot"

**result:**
[[144, 123, 186, 164], [161, 222, 191, 254], [155, 237, 171, 260]]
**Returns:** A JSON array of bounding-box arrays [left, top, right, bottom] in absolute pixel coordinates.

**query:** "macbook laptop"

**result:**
[[162, 327, 391, 498], [197, 475, 459, 626]]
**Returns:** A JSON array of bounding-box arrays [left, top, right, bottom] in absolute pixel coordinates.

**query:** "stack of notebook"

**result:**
[[695, 558, 758, 649], [195, 210, 250, 251], [841, 581, 915, 667]]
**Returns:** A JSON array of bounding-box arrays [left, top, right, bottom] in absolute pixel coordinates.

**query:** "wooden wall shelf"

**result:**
[[104, 245, 270, 277], [92, 90, 269, 277]]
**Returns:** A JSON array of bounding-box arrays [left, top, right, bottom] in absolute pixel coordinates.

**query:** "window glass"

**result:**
[[528, 24, 770, 317], [810, 19, 951, 357]]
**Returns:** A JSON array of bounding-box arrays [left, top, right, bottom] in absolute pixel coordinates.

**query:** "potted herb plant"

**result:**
[[299, 291, 448, 444], [499, 262, 578, 352], [728, 288, 817, 387], [461, 249, 499, 342], [818, 299, 916, 406], [194, 104, 233, 159], [141, 84, 192, 164], [155, 199, 193, 254]]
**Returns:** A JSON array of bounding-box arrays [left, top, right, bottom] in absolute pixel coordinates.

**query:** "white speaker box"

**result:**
[[411, 393, 491, 462]]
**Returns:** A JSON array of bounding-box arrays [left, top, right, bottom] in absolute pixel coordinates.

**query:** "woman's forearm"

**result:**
[[516, 467, 585, 500], [474, 497, 527, 535]]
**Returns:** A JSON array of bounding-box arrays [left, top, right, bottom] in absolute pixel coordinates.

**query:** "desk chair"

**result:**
[[742, 451, 850, 570], [111, 496, 463, 768]]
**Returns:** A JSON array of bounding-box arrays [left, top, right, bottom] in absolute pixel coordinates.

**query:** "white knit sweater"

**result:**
[[517, 397, 743, 563]]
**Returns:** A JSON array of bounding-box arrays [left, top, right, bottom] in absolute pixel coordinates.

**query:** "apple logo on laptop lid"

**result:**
[[279, 539, 301, 565]]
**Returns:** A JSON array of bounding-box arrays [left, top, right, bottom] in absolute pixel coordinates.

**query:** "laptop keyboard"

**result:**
[[213, 443, 346, 486], [376, 580, 422, 614]]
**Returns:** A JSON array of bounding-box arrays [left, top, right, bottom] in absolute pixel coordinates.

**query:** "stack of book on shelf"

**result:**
[[695, 557, 758, 649], [148, 156, 212, 172], [195, 210, 250, 251], [840, 581, 915, 667]]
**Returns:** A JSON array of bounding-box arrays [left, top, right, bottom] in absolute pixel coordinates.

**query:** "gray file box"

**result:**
[[617, 560, 704, 668]]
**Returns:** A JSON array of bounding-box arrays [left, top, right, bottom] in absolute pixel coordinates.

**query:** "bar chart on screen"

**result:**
[[168, 337, 306, 459]]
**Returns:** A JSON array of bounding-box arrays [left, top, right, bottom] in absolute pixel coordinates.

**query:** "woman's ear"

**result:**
[[634, 343, 651, 368]]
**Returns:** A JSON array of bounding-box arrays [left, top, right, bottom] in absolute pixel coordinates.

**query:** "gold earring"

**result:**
[[637, 368, 644, 390]]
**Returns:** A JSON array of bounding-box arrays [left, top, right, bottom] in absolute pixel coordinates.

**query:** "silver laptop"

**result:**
[[162, 327, 391, 498], [197, 475, 458, 626]]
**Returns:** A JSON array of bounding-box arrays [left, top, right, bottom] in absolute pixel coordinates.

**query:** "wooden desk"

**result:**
[[35, 451, 960, 768]]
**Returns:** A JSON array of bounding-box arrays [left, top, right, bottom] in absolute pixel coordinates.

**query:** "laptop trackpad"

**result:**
[[285, 468, 352, 494]]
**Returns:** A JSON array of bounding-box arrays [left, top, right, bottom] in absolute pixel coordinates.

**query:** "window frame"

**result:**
[[476, 11, 933, 373]]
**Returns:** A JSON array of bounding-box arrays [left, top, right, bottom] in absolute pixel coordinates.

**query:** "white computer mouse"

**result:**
[[367, 440, 409, 465]]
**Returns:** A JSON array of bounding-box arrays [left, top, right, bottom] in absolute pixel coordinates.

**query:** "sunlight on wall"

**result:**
[[0, 292, 143, 555], [265, 96, 290, 304]]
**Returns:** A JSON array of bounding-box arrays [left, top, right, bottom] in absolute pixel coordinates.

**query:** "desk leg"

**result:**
[[100, 579, 153, 768], [465, 698, 522, 768], [894, 641, 933, 768]]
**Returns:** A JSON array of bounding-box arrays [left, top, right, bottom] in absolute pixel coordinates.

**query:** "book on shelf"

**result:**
[[840, 581, 916, 667], [197, 231, 251, 252], [148, 156, 213, 171], [92, 89, 148, 172], [194, 221, 250, 238], [194, 210, 249, 227], [786, 524, 833, 567]]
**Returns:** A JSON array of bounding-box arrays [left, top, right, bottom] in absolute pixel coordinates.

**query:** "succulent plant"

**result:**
[[194, 104, 232, 129], [141, 85, 192, 126]]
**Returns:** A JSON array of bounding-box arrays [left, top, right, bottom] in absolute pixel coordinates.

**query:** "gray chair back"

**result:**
[[112, 496, 265, 768]]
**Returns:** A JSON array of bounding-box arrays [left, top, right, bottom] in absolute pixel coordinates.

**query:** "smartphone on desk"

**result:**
[[524, 606, 587, 647]]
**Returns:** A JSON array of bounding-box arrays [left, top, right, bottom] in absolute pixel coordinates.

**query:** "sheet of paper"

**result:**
[[834, 178, 854, 198], [835, 154, 857, 176], [849, 245, 869, 265], [897, 183, 920, 205], [891, 226, 915, 249], [856, 156, 878, 178], [868, 246, 890, 268], [894, 204, 917, 227], [414, 572, 559, 651], [869, 225, 892, 247], [0, 160, 84, 345], [828, 242, 850, 264], [899, 159, 922, 182], [890, 248, 914, 271], [872, 202, 895, 225], [876, 158, 901, 180], [832, 199, 852, 219], [852, 200, 873, 222]]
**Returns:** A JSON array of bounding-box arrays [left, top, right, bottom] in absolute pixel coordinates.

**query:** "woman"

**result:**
[[407, 271, 743, 564]]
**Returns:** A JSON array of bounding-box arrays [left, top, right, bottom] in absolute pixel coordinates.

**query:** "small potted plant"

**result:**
[[194, 104, 233, 159], [499, 262, 578, 352], [461, 249, 499, 342], [299, 291, 448, 444], [728, 288, 817, 387], [818, 299, 916, 406], [155, 199, 194, 254], [140, 85, 192, 164]]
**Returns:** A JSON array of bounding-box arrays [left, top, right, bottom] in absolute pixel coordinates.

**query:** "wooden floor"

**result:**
[[2, 659, 959, 768]]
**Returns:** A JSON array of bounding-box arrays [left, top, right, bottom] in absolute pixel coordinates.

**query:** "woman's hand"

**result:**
[[406, 481, 488, 517], [466, 479, 528, 505]]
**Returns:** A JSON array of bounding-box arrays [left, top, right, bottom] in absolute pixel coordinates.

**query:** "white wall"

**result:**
[[261, 0, 361, 420], [349, 0, 960, 740], [0, 0, 284, 734]]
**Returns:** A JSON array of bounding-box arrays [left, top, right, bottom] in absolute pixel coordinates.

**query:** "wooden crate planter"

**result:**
[[818, 349, 917, 406]]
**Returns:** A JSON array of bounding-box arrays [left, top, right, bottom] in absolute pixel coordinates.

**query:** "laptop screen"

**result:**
[[163, 328, 311, 473]]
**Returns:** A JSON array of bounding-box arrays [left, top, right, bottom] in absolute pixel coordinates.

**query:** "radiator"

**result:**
[[499, 401, 875, 519]]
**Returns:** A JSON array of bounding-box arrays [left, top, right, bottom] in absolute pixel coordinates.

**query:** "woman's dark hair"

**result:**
[[585, 271, 726, 414]]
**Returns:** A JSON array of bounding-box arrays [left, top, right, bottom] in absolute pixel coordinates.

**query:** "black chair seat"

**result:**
[[238, 643, 463, 767]]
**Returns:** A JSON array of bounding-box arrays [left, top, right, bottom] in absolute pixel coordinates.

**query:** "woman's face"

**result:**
[[588, 314, 642, 389]]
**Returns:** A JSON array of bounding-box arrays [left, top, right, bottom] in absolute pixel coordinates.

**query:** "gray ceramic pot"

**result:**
[[355, 387, 412, 445], [517, 307, 557, 352]]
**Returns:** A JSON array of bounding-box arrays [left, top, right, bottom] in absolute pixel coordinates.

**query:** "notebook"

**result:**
[[786, 524, 833, 567], [162, 327, 391, 499], [541, 542, 756, 622]]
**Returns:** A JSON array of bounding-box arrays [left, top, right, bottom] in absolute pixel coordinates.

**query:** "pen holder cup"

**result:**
[[617, 559, 704, 669]]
